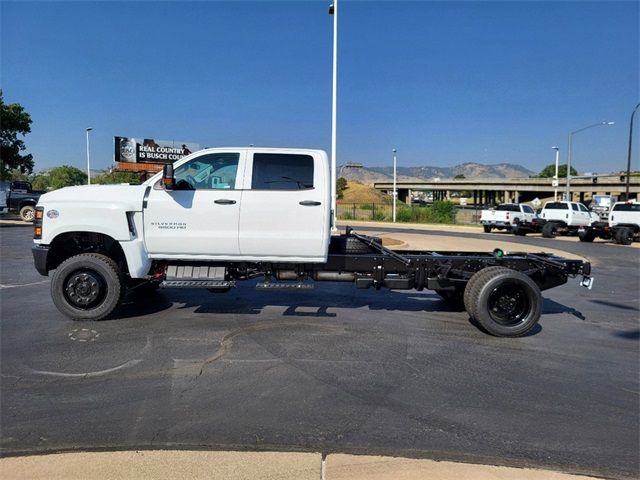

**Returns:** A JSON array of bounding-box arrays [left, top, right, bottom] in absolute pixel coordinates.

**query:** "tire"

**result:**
[[542, 222, 557, 238], [483, 225, 491, 233], [578, 230, 595, 242], [464, 266, 510, 315], [19, 204, 35, 222], [329, 235, 382, 254], [512, 226, 526, 236], [51, 253, 125, 321], [465, 267, 542, 337], [615, 227, 633, 246], [435, 288, 464, 306]]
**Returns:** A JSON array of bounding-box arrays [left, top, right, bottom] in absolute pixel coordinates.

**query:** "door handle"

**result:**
[[299, 200, 321, 206], [214, 199, 236, 205]]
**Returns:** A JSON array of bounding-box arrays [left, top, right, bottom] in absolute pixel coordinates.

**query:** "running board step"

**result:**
[[256, 282, 314, 290], [161, 280, 235, 289]]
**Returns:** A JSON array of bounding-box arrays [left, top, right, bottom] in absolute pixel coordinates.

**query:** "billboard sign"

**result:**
[[114, 137, 200, 164]]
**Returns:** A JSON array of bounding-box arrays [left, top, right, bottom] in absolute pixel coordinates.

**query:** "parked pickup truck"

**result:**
[[578, 201, 640, 244], [539, 201, 600, 238], [0, 181, 45, 221], [32, 147, 593, 337], [480, 203, 537, 233]]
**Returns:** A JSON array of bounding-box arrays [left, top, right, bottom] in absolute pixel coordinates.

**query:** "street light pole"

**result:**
[[392, 149, 397, 223], [565, 121, 614, 200], [85, 127, 93, 185], [552, 146, 559, 200], [329, 1, 338, 231], [625, 103, 640, 200]]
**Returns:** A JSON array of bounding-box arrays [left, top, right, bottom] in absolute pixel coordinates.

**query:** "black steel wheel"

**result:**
[[51, 253, 125, 321], [483, 225, 492, 233], [465, 267, 542, 337], [615, 227, 633, 245], [542, 222, 557, 238]]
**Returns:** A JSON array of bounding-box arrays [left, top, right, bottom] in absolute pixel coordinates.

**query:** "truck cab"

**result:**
[[143, 148, 331, 262]]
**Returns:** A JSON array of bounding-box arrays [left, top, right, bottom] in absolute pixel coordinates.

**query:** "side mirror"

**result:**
[[162, 164, 175, 190]]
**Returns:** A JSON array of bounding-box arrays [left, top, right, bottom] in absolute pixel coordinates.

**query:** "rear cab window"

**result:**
[[544, 202, 568, 210], [612, 203, 640, 212], [251, 153, 314, 190], [495, 204, 520, 212]]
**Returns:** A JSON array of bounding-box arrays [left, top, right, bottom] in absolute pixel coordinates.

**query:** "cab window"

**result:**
[[523, 205, 534, 214], [579, 204, 589, 212], [251, 153, 314, 190], [173, 153, 239, 190], [571, 203, 579, 211]]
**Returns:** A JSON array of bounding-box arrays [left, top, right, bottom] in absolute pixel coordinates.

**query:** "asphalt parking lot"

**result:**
[[1, 223, 638, 479]]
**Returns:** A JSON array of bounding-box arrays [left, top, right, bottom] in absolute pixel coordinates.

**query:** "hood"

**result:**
[[38, 184, 148, 211]]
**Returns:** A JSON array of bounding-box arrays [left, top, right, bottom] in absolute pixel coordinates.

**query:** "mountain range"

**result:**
[[339, 162, 536, 185]]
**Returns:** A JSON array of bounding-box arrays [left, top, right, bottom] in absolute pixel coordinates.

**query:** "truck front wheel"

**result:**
[[464, 266, 542, 337], [51, 253, 125, 321], [483, 225, 491, 233], [615, 227, 633, 245], [19, 205, 35, 222]]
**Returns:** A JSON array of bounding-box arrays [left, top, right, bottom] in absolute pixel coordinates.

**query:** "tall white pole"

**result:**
[[85, 127, 93, 185], [552, 146, 559, 200], [392, 149, 397, 223], [330, 0, 338, 231]]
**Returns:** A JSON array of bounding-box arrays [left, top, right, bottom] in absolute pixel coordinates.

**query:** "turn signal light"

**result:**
[[35, 209, 43, 220], [34, 226, 42, 238]]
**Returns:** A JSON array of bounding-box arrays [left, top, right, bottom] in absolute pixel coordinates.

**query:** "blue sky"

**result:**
[[1, 0, 638, 174]]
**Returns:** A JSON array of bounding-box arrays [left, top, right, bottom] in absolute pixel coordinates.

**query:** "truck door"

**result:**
[[238, 151, 329, 259], [143, 151, 246, 257]]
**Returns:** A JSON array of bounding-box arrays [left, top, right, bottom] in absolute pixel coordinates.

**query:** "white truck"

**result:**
[[480, 203, 537, 234], [32, 147, 593, 337], [608, 201, 640, 245], [539, 201, 600, 238]]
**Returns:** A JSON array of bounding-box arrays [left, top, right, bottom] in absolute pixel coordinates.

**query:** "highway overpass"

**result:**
[[374, 174, 640, 205]]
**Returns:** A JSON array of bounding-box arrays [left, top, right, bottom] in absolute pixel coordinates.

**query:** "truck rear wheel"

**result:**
[[464, 266, 542, 337], [19, 204, 35, 222], [51, 253, 125, 321], [512, 225, 527, 236], [578, 230, 595, 242], [615, 227, 633, 245], [542, 222, 557, 238]]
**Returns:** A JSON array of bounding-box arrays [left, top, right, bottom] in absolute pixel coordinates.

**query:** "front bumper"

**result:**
[[32, 244, 50, 276]]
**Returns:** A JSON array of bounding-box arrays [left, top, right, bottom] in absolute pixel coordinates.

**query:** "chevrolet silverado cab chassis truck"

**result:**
[[32, 148, 593, 337]]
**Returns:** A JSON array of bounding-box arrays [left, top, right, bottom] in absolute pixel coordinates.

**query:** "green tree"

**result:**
[[0, 91, 33, 178], [47, 165, 87, 189], [538, 164, 578, 178], [336, 177, 348, 199], [93, 170, 142, 185], [31, 175, 51, 191]]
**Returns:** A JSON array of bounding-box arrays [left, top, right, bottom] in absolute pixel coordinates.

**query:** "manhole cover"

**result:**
[[68, 328, 100, 342]]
